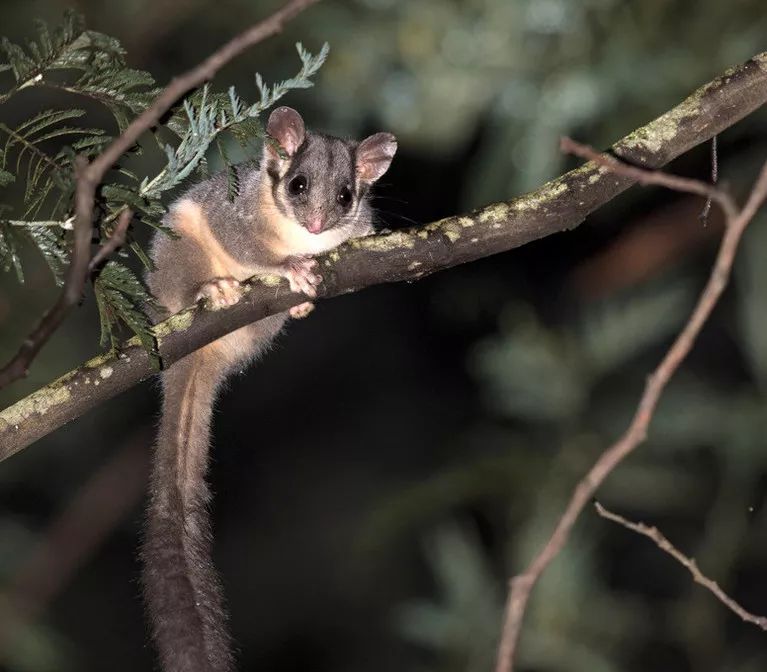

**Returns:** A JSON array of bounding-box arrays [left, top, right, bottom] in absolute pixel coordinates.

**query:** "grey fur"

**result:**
[[142, 108, 396, 672]]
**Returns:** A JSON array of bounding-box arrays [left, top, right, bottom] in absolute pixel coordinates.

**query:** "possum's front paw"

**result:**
[[289, 302, 315, 319], [195, 277, 242, 310], [282, 256, 322, 298]]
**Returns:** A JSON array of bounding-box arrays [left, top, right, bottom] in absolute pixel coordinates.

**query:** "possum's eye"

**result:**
[[288, 175, 308, 195], [337, 186, 352, 208]]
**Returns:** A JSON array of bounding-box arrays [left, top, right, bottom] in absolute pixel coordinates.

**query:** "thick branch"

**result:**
[[0, 0, 320, 390], [2, 52, 767, 457]]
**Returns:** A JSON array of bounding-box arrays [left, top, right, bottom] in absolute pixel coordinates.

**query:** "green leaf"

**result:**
[[147, 43, 328, 202], [93, 261, 157, 355], [0, 218, 69, 285], [23, 225, 68, 285], [130, 240, 155, 271], [68, 67, 158, 132], [0, 10, 85, 85], [0, 220, 25, 282], [1, 17, 329, 297], [228, 117, 263, 150], [216, 139, 240, 202], [0, 12, 158, 140], [0, 110, 102, 219], [12, 109, 86, 141], [99, 186, 166, 224]]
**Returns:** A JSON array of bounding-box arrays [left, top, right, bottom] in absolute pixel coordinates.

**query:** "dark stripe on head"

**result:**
[[348, 142, 358, 195], [289, 135, 310, 173], [265, 159, 281, 185], [266, 159, 289, 217]]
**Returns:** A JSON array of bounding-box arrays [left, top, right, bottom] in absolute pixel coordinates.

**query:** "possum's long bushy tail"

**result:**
[[142, 352, 232, 672]]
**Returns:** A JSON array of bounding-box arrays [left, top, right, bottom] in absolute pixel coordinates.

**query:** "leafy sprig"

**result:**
[[0, 12, 328, 354], [144, 41, 329, 201], [94, 261, 158, 354]]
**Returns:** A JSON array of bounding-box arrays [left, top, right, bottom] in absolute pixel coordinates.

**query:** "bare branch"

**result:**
[[0, 0, 321, 390], [594, 501, 767, 631], [494, 150, 767, 672], [560, 136, 738, 220], [88, 208, 133, 273], [0, 157, 93, 390], [2, 52, 767, 459]]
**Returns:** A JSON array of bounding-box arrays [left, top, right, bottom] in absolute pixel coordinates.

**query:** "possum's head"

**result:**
[[263, 106, 396, 237]]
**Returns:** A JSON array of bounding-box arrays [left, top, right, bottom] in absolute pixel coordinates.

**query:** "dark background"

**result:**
[[1, 1, 767, 671]]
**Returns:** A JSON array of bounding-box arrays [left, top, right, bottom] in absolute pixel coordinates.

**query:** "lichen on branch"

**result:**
[[2, 50, 767, 459]]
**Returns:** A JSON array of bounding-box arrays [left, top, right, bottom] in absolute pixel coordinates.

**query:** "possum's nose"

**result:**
[[306, 214, 324, 234]]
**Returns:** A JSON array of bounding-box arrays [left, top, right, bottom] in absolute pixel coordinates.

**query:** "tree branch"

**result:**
[[593, 501, 767, 631], [87, 208, 133, 273], [493, 139, 767, 672], [0, 0, 321, 390], [2, 52, 767, 458]]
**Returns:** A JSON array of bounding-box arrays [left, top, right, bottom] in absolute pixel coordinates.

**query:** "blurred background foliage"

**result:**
[[1, 1, 767, 671]]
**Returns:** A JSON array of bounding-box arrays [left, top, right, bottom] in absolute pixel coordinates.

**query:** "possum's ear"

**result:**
[[266, 106, 306, 157], [356, 132, 397, 183]]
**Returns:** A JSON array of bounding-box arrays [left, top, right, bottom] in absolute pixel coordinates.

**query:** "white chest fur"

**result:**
[[270, 217, 352, 257], [257, 180, 353, 258]]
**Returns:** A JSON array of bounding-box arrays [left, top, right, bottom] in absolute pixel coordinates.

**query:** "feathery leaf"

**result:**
[[0, 219, 25, 282], [94, 261, 157, 354]]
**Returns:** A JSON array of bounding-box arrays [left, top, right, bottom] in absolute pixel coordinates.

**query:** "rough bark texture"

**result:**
[[2, 51, 767, 458]]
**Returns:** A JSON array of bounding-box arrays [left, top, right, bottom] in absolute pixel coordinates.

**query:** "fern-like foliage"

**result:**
[[0, 11, 158, 128], [0, 213, 25, 282], [0, 109, 109, 220], [24, 224, 69, 284], [1, 12, 328, 354], [0, 11, 86, 91], [0, 218, 72, 285], [144, 42, 329, 202], [94, 261, 158, 355]]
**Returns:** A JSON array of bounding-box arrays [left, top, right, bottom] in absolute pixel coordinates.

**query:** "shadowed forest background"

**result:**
[[1, 1, 767, 671]]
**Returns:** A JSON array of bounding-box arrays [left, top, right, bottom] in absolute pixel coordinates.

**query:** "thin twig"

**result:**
[[560, 136, 738, 220], [495, 139, 767, 672], [88, 208, 133, 272], [594, 501, 767, 631], [0, 0, 320, 390], [700, 135, 719, 224], [0, 156, 93, 389]]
